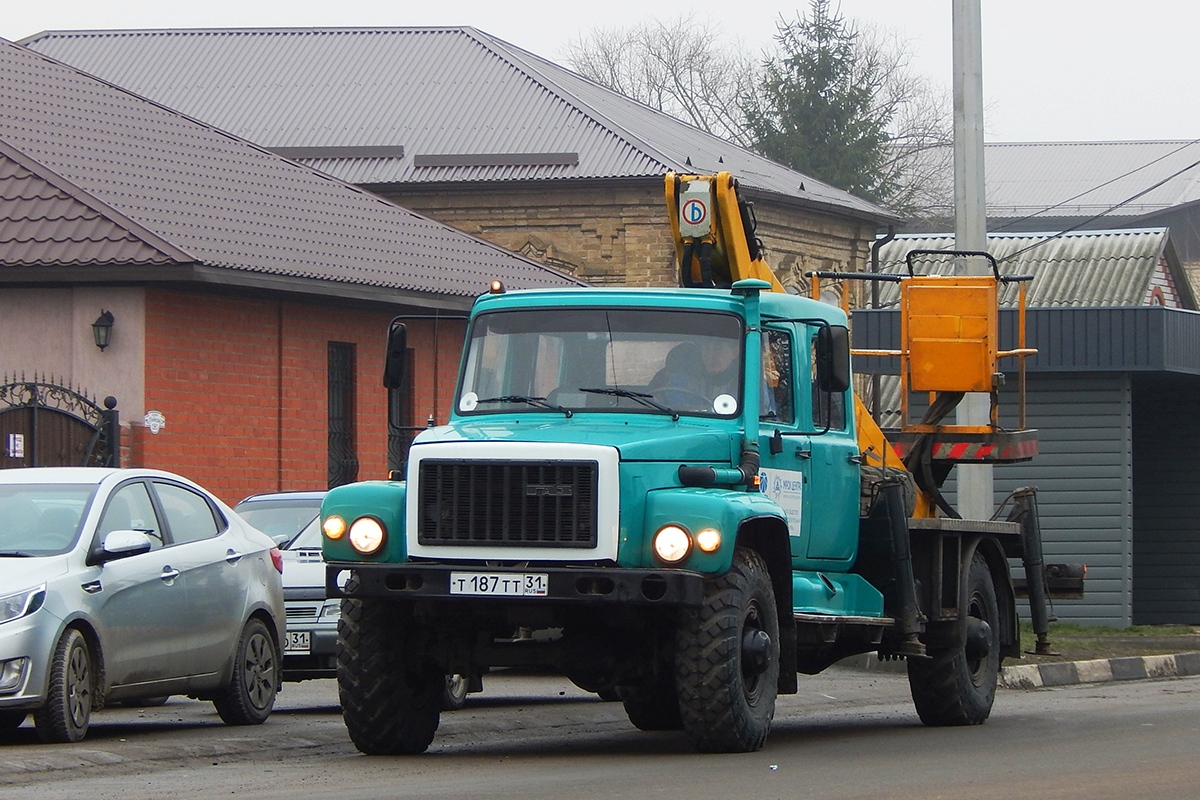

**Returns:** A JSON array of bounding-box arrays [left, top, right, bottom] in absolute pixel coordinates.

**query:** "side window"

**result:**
[[762, 329, 794, 424], [155, 482, 222, 545], [811, 332, 847, 430], [98, 482, 163, 548]]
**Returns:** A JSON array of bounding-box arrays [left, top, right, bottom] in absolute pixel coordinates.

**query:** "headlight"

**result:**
[[0, 585, 46, 625], [323, 515, 347, 540], [348, 517, 386, 555], [653, 525, 691, 564]]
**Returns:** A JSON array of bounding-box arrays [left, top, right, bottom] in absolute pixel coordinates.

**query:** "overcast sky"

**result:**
[[3, 1, 1193, 143]]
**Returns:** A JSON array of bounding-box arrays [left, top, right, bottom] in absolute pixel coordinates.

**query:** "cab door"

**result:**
[[755, 327, 812, 562], [802, 326, 859, 565]]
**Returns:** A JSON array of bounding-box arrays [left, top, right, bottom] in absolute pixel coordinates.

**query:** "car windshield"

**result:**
[[234, 498, 322, 546], [0, 483, 97, 556], [288, 517, 322, 549], [457, 308, 744, 418]]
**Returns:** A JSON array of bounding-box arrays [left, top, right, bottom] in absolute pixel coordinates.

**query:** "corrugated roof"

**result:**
[[0, 37, 583, 301], [874, 229, 1190, 308], [20, 27, 897, 225]]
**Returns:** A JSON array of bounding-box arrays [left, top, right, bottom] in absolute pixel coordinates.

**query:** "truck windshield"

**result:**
[[457, 308, 744, 418]]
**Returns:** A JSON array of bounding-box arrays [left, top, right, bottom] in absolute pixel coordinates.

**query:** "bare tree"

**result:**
[[566, 12, 952, 218], [564, 14, 760, 147]]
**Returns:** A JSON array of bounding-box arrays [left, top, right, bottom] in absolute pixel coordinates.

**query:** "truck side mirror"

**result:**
[[816, 325, 851, 394], [383, 320, 408, 389]]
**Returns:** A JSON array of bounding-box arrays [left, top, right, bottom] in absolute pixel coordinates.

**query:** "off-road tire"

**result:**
[[338, 597, 443, 755], [34, 628, 93, 743], [620, 677, 683, 731], [213, 618, 279, 725], [907, 550, 1000, 726], [675, 547, 780, 752]]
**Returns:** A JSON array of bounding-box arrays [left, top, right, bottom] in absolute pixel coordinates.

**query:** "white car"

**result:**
[[233, 490, 470, 708], [0, 468, 285, 743]]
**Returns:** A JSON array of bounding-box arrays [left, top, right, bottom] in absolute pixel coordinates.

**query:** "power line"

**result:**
[[997, 156, 1200, 264], [991, 138, 1200, 233]]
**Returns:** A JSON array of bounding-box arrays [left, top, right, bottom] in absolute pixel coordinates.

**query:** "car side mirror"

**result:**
[[97, 529, 154, 562], [816, 325, 851, 394], [383, 319, 408, 390]]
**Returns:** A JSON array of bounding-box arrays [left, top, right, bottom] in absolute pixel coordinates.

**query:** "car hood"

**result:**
[[281, 549, 324, 591], [0, 554, 71, 593]]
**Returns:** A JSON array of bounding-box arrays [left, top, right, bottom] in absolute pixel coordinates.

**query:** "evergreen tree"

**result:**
[[743, 1, 898, 203]]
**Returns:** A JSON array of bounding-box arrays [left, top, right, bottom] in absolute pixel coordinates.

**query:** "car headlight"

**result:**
[[0, 585, 46, 625], [653, 525, 691, 564], [348, 517, 386, 555]]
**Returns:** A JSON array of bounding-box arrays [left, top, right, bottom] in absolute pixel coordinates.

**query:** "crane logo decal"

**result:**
[[681, 198, 708, 226]]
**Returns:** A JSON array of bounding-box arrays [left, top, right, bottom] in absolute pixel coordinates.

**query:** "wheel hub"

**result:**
[[965, 616, 992, 664], [741, 628, 771, 678]]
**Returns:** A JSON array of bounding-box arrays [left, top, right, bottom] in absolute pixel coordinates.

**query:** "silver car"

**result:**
[[0, 468, 285, 743]]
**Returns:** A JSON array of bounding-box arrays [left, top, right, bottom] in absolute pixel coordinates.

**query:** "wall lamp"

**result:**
[[92, 310, 115, 351]]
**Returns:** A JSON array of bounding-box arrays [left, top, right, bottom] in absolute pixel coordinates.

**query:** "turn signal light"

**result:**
[[323, 516, 346, 540]]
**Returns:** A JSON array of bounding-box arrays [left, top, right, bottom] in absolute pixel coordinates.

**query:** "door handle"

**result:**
[[159, 567, 180, 582], [225, 549, 244, 564], [795, 447, 812, 459]]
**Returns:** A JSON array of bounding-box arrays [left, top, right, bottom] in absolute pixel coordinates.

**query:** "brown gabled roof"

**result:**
[[20, 27, 899, 225], [0, 38, 583, 309]]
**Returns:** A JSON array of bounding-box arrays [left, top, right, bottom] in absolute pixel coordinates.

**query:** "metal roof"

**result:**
[[907, 141, 1200, 222], [0, 37, 583, 305], [20, 27, 898, 225], [873, 229, 1194, 309]]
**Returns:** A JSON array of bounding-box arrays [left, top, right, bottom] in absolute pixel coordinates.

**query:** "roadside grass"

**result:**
[[1014, 621, 1200, 664]]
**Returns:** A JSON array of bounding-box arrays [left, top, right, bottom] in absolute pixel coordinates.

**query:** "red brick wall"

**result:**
[[136, 288, 462, 506]]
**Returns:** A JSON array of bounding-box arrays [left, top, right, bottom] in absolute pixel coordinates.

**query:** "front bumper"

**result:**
[[0, 610, 57, 711], [327, 563, 705, 607]]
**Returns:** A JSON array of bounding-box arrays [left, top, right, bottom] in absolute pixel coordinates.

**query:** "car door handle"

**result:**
[[225, 549, 244, 564], [159, 567, 180, 582]]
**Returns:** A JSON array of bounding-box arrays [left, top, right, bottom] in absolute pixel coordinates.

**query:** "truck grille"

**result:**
[[416, 459, 598, 548]]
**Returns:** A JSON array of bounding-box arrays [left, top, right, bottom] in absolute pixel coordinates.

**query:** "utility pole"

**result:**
[[952, 0, 993, 520]]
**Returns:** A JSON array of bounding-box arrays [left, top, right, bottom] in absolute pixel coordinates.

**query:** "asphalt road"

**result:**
[[4, 669, 1200, 800]]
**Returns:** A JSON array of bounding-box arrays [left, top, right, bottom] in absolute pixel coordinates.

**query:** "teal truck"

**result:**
[[321, 172, 1067, 754]]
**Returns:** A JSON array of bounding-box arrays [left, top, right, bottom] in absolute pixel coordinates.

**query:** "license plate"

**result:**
[[449, 571, 549, 597], [284, 631, 311, 653]]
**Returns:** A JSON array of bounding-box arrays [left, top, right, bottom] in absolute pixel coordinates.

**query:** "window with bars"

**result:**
[[327, 342, 358, 489]]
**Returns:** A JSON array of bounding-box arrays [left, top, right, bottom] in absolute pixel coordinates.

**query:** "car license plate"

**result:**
[[449, 572, 549, 597], [284, 631, 311, 653]]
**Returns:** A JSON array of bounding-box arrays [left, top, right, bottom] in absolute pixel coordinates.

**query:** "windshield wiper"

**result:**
[[476, 395, 573, 418], [0, 550, 35, 557], [577, 387, 679, 421]]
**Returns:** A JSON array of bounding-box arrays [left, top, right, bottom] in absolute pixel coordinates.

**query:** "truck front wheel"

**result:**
[[675, 547, 779, 752], [337, 597, 443, 754], [907, 550, 1000, 726]]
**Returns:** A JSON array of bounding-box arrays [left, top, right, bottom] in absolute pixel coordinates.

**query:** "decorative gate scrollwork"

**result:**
[[0, 375, 118, 469]]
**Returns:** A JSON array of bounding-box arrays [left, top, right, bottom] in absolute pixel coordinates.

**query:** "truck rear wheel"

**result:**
[[337, 597, 442, 754], [675, 547, 779, 752], [907, 550, 1000, 726]]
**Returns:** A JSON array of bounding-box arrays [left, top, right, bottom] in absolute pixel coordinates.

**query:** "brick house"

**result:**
[[21, 27, 899, 291], [0, 38, 580, 504]]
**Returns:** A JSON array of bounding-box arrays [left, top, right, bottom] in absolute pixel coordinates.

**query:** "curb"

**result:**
[[998, 650, 1200, 689], [835, 650, 1200, 689]]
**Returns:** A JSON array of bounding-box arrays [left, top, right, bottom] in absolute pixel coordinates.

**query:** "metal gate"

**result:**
[[0, 376, 118, 469]]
